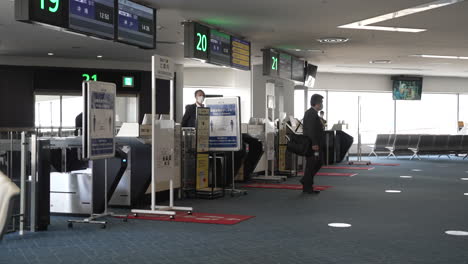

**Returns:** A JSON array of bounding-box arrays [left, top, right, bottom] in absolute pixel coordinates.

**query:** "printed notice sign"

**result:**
[[204, 97, 241, 151], [83, 81, 116, 160]]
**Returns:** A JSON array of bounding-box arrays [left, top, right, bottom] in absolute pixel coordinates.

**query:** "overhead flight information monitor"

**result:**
[[15, 0, 69, 27], [209, 29, 231, 66], [291, 57, 305, 82], [231, 38, 250, 70], [184, 22, 210, 61], [69, 0, 115, 39], [279, 53, 292, 80], [117, 0, 155, 49]]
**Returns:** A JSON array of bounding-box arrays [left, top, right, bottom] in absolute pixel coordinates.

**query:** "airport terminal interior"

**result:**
[[1, 0, 468, 263]]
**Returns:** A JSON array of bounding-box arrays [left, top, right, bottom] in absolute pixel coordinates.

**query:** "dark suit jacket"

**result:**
[[181, 104, 197, 127], [303, 107, 324, 147]]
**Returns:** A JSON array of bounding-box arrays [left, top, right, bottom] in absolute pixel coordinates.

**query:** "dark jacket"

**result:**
[[181, 104, 197, 127], [303, 107, 324, 147]]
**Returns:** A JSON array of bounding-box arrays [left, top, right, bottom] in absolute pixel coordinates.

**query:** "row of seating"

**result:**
[[369, 134, 468, 159], [0, 171, 20, 241]]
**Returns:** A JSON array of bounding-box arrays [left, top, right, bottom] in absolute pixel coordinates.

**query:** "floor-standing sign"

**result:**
[[132, 55, 192, 217], [195, 107, 210, 190], [69, 81, 123, 229], [204, 97, 246, 196], [252, 82, 286, 181]]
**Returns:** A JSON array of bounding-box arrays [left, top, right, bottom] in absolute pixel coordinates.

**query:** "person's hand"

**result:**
[[312, 145, 319, 151]]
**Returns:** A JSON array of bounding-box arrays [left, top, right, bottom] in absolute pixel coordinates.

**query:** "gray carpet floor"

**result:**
[[1, 156, 468, 264]]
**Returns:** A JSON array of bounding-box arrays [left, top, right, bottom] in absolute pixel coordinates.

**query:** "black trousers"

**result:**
[[302, 154, 323, 190]]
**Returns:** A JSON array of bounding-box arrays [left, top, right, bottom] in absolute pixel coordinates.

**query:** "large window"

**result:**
[[35, 94, 138, 133], [294, 90, 464, 146], [460, 94, 468, 127], [396, 93, 457, 134]]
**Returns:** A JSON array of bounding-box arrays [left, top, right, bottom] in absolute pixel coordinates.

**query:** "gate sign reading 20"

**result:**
[[193, 23, 209, 61]]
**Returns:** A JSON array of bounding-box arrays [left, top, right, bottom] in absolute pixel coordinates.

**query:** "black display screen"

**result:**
[[193, 23, 210, 61], [29, 0, 69, 27], [209, 29, 231, 66], [291, 58, 305, 82], [279, 53, 292, 80], [69, 0, 114, 39], [117, 0, 155, 49]]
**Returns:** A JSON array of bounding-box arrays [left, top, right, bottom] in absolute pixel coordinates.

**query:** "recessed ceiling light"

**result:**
[[445, 230, 468, 236], [385, 190, 402, 193], [410, 54, 468, 60], [400, 176, 413, 179], [461, 178, 468, 180], [328, 223, 352, 228], [48, 52, 54, 56], [370, 60, 391, 64], [317, 37, 349, 44], [339, 0, 464, 32], [97, 55, 103, 58]]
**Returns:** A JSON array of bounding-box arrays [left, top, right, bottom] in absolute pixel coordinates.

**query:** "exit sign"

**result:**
[[122, 76, 134, 87], [15, 0, 69, 28]]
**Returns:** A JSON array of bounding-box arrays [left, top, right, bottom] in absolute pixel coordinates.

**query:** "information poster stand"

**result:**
[[204, 97, 247, 197], [68, 81, 125, 229], [132, 55, 192, 218], [349, 96, 371, 165], [252, 82, 287, 182]]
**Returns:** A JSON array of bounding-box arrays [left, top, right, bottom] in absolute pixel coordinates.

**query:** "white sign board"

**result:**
[[152, 54, 174, 80], [205, 97, 241, 151], [83, 81, 116, 160]]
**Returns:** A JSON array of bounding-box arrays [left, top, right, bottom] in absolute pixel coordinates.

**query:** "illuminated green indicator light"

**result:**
[[272, 57, 278, 70], [123, 76, 134, 87], [82, 74, 97, 81], [40, 0, 60, 13], [196, 33, 207, 52]]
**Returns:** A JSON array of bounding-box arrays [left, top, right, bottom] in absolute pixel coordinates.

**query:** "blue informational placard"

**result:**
[[83, 81, 116, 160], [205, 97, 241, 151]]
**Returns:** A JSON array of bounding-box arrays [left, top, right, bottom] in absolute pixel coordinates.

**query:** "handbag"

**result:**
[[286, 133, 313, 157]]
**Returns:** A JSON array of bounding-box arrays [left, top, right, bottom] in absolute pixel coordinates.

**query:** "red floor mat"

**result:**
[[119, 212, 255, 225], [317, 172, 357, 177], [370, 163, 400, 166], [322, 166, 375, 170], [297, 172, 356, 177], [241, 183, 332, 191]]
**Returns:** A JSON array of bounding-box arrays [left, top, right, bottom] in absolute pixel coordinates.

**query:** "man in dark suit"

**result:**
[[181, 89, 205, 127], [301, 94, 325, 194]]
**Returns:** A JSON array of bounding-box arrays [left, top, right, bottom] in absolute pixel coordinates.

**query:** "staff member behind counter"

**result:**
[[181, 89, 205, 127]]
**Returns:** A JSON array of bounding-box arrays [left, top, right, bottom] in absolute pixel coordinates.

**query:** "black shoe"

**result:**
[[302, 189, 320, 194]]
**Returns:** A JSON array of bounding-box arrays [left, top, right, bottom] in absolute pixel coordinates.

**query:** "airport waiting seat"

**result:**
[[461, 135, 468, 159], [368, 134, 390, 157], [0, 172, 20, 241], [433, 135, 450, 158], [410, 135, 434, 160], [387, 134, 411, 159], [447, 135, 463, 155], [387, 134, 396, 148], [408, 134, 420, 149]]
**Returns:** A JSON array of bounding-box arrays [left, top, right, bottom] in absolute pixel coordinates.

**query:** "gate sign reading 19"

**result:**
[[28, 0, 68, 27]]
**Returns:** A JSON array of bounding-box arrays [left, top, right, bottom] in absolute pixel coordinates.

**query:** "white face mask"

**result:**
[[196, 96, 205, 104]]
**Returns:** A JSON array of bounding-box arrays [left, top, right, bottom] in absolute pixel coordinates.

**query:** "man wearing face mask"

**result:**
[[181, 89, 205, 127], [300, 94, 325, 194]]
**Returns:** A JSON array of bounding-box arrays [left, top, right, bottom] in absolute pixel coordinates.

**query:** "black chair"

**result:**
[[410, 135, 435, 160], [387, 134, 411, 159], [447, 135, 463, 155], [368, 134, 390, 157], [461, 135, 468, 160], [434, 135, 450, 158]]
